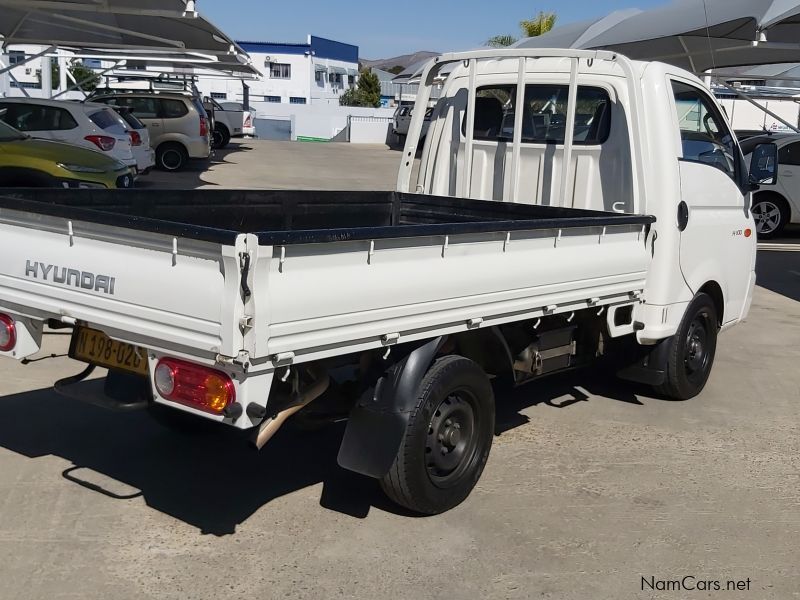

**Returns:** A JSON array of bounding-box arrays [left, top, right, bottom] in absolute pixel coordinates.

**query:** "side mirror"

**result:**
[[749, 142, 778, 189]]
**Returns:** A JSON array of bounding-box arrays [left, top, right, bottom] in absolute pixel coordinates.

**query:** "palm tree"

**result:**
[[488, 11, 558, 47]]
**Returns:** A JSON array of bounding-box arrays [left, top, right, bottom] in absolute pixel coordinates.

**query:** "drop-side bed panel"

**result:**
[[0, 208, 243, 358]]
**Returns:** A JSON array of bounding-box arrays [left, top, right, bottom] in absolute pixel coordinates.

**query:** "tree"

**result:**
[[487, 11, 557, 47], [388, 65, 405, 75], [36, 60, 102, 92], [68, 62, 101, 93], [340, 68, 382, 108]]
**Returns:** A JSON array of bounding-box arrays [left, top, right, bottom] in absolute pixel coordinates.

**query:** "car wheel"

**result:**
[[156, 143, 189, 172], [654, 293, 718, 400], [380, 355, 495, 515], [211, 125, 231, 150], [752, 195, 789, 239]]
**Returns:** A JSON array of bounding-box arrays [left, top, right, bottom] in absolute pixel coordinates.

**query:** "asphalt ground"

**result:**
[[0, 140, 798, 600]]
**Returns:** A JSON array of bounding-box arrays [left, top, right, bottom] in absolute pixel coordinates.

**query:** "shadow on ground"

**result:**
[[136, 142, 252, 190], [756, 248, 800, 302], [0, 369, 654, 535]]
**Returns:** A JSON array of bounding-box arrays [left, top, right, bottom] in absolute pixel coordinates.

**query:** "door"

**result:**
[[776, 141, 800, 213], [123, 97, 164, 145], [671, 80, 756, 324]]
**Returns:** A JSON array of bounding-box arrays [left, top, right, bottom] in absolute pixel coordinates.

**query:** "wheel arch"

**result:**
[[698, 281, 724, 326]]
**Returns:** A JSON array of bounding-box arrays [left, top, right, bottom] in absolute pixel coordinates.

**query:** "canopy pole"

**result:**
[[462, 59, 478, 199], [720, 83, 800, 133], [560, 58, 580, 209], [509, 57, 527, 203]]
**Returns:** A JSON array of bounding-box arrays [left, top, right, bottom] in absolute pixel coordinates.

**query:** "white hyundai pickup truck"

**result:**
[[0, 50, 777, 515]]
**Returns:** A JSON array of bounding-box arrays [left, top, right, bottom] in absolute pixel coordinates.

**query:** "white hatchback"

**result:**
[[0, 98, 138, 174], [742, 133, 800, 238]]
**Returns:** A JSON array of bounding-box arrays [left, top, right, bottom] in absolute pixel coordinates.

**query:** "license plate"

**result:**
[[69, 327, 148, 376]]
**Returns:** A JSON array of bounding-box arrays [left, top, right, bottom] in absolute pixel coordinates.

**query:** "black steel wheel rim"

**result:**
[[684, 312, 711, 383], [212, 130, 224, 148], [425, 390, 479, 489]]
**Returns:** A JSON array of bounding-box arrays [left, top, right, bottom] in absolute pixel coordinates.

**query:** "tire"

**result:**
[[751, 194, 789, 239], [211, 125, 231, 150], [156, 143, 189, 172], [655, 293, 719, 400], [380, 355, 495, 515]]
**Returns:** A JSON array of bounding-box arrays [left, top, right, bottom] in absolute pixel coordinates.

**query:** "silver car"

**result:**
[[91, 92, 211, 171]]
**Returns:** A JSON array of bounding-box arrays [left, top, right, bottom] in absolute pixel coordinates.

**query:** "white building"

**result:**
[[195, 35, 360, 106]]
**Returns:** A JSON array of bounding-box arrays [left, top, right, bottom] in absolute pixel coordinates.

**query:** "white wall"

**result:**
[[718, 97, 800, 132], [349, 116, 393, 144], [250, 101, 394, 141]]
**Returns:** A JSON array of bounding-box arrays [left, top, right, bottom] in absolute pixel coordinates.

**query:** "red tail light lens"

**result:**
[[129, 130, 142, 146], [200, 116, 208, 137], [0, 314, 17, 352], [154, 358, 235, 415], [85, 135, 116, 151], [244, 115, 252, 128]]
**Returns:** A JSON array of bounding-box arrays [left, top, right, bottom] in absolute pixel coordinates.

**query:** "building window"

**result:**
[[10, 80, 41, 89], [264, 95, 281, 103], [315, 70, 326, 85], [330, 73, 343, 87], [210, 92, 227, 100], [289, 97, 307, 105], [270, 63, 291, 79], [8, 50, 26, 66]]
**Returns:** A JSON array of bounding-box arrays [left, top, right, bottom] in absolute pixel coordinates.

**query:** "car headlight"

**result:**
[[57, 163, 106, 174]]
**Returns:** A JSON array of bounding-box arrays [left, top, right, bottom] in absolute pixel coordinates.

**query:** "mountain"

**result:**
[[360, 51, 440, 73]]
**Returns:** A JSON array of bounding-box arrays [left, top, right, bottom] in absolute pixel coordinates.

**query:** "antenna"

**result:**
[[702, 0, 718, 74]]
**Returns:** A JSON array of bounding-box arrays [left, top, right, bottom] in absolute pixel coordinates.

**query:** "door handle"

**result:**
[[781, 170, 793, 177], [677, 201, 689, 231]]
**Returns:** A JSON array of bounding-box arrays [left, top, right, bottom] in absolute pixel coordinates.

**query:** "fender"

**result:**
[[337, 336, 445, 478]]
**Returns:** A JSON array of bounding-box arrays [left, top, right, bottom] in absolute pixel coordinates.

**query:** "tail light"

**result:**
[[85, 135, 116, 151], [244, 114, 252, 128], [200, 116, 208, 137], [154, 358, 235, 415], [129, 130, 142, 146], [0, 314, 16, 352]]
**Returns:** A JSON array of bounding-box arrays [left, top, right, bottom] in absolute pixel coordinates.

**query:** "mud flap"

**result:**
[[337, 337, 444, 478]]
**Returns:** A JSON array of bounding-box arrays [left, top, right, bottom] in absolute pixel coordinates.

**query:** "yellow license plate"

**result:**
[[69, 327, 148, 376]]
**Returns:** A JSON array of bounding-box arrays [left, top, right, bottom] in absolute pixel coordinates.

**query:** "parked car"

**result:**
[[220, 102, 257, 137], [90, 92, 211, 171], [111, 106, 155, 175], [0, 117, 134, 189], [742, 133, 799, 238], [206, 99, 256, 144], [393, 105, 433, 144], [0, 98, 138, 173]]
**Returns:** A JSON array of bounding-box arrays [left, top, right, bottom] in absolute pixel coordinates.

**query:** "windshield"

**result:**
[[0, 119, 26, 141]]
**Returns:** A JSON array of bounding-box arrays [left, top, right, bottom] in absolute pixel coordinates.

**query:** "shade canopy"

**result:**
[[516, 0, 800, 73], [0, 0, 258, 76]]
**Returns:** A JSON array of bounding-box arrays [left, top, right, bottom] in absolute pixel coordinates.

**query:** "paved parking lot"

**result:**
[[0, 141, 798, 600]]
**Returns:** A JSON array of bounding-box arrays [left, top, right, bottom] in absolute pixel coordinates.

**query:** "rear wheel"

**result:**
[[752, 194, 789, 239], [380, 355, 495, 515], [655, 293, 718, 400], [156, 143, 189, 172], [211, 125, 231, 150]]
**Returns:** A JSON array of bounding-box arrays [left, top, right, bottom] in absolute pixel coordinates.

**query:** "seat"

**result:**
[[473, 97, 504, 139]]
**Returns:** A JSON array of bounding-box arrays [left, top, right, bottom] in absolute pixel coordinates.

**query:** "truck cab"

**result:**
[[400, 50, 769, 347]]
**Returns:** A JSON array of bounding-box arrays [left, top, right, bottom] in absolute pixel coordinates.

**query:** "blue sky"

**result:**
[[201, 0, 670, 59]]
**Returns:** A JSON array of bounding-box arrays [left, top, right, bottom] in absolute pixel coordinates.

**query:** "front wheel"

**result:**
[[655, 293, 719, 400], [752, 195, 789, 239], [380, 355, 495, 515]]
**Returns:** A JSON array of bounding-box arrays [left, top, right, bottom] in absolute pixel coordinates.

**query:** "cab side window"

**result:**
[[671, 81, 738, 181], [778, 141, 800, 166]]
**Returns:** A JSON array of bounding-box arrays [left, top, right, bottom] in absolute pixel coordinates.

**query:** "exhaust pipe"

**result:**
[[253, 371, 330, 450]]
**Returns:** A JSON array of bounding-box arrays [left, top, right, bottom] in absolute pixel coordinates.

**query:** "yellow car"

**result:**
[[0, 118, 134, 189]]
